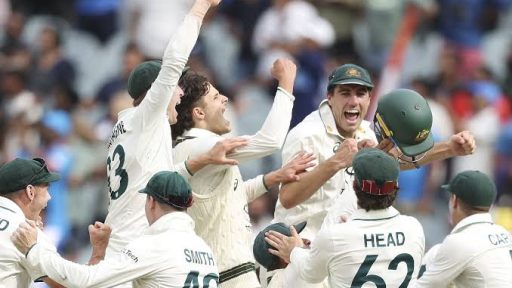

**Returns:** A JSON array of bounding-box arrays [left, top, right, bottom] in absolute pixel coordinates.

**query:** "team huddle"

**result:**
[[1, 0, 512, 287]]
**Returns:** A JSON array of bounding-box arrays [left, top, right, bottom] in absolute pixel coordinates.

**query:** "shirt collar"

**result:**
[[317, 100, 374, 141], [318, 100, 343, 139], [0, 196, 24, 217], [183, 128, 218, 138], [147, 212, 195, 235], [350, 206, 400, 221], [451, 213, 493, 234]]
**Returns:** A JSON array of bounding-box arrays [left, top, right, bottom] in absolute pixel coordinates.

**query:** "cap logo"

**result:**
[[346, 68, 361, 77], [415, 129, 430, 142]]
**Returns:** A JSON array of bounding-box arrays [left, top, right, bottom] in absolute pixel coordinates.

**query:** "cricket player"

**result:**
[[103, 0, 245, 279], [12, 171, 219, 288], [415, 170, 512, 287], [265, 148, 425, 288], [273, 64, 476, 240], [0, 158, 109, 288], [172, 58, 298, 287], [253, 221, 322, 288]]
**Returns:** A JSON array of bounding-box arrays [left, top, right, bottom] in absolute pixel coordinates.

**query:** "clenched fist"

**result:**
[[271, 58, 297, 94]]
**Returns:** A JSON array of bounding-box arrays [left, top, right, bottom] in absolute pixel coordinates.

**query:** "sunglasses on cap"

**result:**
[[27, 158, 49, 186], [354, 179, 399, 195], [373, 114, 427, 165]]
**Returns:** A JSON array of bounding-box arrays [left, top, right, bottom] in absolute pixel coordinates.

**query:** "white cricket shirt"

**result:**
[[104, 14, 198, 257], [173, 87, 294, 287], [290, 207, 425, 288], [273, 100, 376, 239], [415, 213, 512, 288], [26, 212, 218, 288], [0, 197, 56, 288]]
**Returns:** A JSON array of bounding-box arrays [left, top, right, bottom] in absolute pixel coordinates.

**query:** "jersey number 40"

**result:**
[[352, 253, 414, 288], [182, 271, 218, 288]]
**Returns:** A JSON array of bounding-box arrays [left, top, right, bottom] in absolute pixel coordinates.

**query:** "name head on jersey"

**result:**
[[253, 221, 306, 270], [0, 158, 60, 195], [442, 170, 497, 208], [327, 63, 374, 92], [353, 148, 399, 195], [139, 171, 193, 210], [127, 60, 190, 99]]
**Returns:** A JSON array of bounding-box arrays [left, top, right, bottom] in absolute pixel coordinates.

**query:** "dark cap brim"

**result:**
[[441, 184, 452, 192], [330, 79, 374, 89], [397, 132, 434, 157], [35, 172, 60, 184]]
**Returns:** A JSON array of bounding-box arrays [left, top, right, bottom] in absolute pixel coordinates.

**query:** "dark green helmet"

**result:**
[[374, 89, 434, 157], [127, 60, 162, 99], [127, 61, 189, 99]]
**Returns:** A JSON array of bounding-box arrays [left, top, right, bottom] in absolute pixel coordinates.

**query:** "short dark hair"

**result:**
[[132, 93, 145, 106], [354, 182, 397, 211], [171, 72, 210, 140], [456, 196, 490, 215]]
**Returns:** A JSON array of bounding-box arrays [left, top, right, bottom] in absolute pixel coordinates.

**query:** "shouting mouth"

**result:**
[[344, 109, 360, 124]]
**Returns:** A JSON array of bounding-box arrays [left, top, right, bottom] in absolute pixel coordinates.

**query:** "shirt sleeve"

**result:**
[[136, 14, 202, 129], [21, 228, 57, 281], [174, 161, 193, 182], [226, 87, 294, 162], [243, 175, 268, 202], [289, 227, 332, 283], [413, 236, 468, 288], [27, 241, 158, 288]]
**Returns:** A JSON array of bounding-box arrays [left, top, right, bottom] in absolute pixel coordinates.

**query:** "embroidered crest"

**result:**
[[415, 129, 430, 142], [346, 68, 361, 77]]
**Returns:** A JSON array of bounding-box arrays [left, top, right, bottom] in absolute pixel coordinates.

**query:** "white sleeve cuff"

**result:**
[[277, 87, 295, 101]]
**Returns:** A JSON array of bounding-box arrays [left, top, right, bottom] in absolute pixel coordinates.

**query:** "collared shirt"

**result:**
[[27, 212, 219, 288], [104, 14, 197, 258], [415, 213, 512, 288], [0, 197, 56, 288], [290, 207, 425, 288], [273, 100, 376, 238], [173, 87, 294, 285]]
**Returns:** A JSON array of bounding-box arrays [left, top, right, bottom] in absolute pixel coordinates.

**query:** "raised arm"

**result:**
[[138, 0, 217, 125], [279, 139, 357, 209], [223, 58, 297, 162], [395, 131, 476, 170]]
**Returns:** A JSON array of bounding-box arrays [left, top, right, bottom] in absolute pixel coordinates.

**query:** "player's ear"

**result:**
[[24, 185, 35, 201], [192, 107, 205, 121]]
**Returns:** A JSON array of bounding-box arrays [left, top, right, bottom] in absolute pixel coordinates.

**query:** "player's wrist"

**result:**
[[190, 0, 211, 19], [24, 242, 38, 258]]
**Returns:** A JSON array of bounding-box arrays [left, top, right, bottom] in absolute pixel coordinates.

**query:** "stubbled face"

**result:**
[[327, 84, 370, 138], [29, 184, 51, 220], [168, 86, 185, 124], [201, 84, 230, 135]]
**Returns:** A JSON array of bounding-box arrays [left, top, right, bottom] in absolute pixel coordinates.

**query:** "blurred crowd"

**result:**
[[1, 0, 512, 263]]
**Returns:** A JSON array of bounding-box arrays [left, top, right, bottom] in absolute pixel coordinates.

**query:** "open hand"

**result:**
[[206, 137, 249, 165], [266, 151, 316, 185], [265, 226, 304, 263], [11, 220, 38, 255]]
